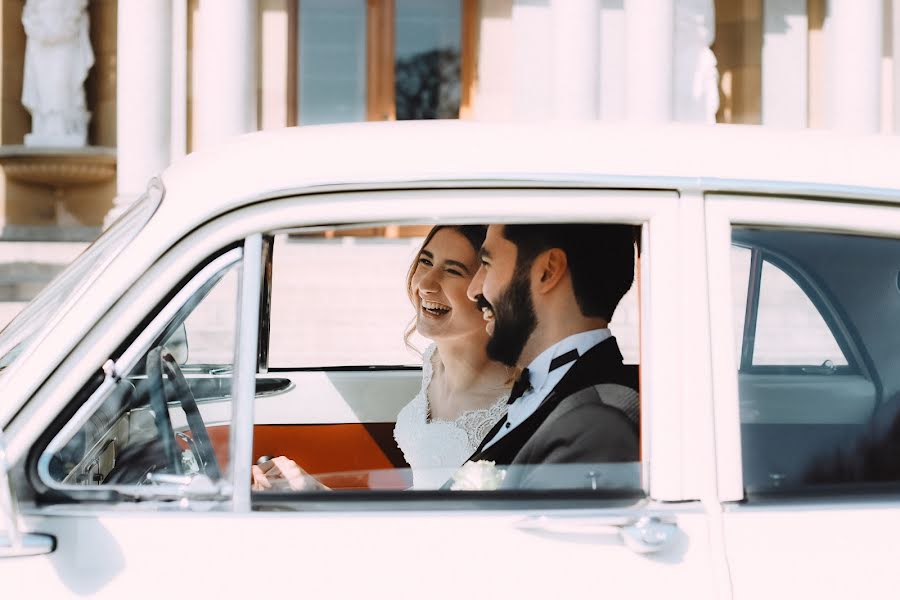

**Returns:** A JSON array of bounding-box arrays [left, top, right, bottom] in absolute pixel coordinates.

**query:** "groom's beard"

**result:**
[[479, 270, 537, 367]]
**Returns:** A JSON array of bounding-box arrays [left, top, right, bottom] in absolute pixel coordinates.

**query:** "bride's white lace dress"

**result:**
[[393, 345, 509, 489]]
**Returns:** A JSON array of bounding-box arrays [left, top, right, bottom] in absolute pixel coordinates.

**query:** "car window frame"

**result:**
[[17, 186, 698, 511], [706, 192, 900, 503]]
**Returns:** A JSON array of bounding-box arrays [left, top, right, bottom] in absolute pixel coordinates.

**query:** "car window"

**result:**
[[256, 223, 642, 496], [268, 229, 424, 368], [732, 243, 848, 370], [37, 249, 241, 492], [35, 220, 645, 500], [732, 228, 900, 497]]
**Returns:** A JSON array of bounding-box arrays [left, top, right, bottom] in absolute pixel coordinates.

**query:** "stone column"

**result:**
[[599, 0, 627, 120], [762, 0, 808, 128], [511, 0, 553, 119], [625, 0, 674, 121], [192, 0, 258, 151], [171, 0, 188, 159], [472, 0, 514, 120], [825, 0, 882, 133], [107, 0, 172, 227], [551, 0, 600, 119]]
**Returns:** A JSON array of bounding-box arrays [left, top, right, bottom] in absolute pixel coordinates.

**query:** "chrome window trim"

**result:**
[[207, 174, 900, 206]]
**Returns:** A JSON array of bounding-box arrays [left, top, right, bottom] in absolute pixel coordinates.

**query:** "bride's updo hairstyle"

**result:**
[[404, 224, 488, 350]]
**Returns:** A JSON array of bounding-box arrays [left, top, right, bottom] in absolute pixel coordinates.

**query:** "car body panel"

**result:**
[[2, 177, 720, 597], [706, 193, 900, 598], [2, 123, 900, 598], [10, 504, 716, 598]]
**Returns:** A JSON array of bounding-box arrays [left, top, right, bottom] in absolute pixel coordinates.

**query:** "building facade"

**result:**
[[0, 0, 897, 230]]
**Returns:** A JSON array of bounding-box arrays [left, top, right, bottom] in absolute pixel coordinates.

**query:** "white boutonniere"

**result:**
[[450, 460, 506, 491]]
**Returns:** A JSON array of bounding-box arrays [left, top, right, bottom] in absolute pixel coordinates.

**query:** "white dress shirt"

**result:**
[[481, 328, 612, 450]]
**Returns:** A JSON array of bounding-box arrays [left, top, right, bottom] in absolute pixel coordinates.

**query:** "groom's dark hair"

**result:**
[[500, 224, 637, 322]]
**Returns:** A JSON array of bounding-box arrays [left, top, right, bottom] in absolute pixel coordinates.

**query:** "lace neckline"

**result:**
[[421, 344, 510, 425]]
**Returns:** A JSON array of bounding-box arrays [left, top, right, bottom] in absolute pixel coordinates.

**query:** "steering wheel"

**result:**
[[145, 346, 222, 479]]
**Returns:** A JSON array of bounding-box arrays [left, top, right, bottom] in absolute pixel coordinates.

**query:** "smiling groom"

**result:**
[[460, 223, 640, 489]]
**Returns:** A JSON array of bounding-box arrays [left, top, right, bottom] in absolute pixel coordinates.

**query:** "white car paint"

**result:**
[[2, 122, 899, 598]]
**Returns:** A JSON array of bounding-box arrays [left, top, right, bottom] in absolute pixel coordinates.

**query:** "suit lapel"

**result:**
[[544, 336, 630, 403], [467, 336, 631, 464]]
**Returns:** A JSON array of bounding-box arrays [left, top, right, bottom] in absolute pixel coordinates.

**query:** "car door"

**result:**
[[706, 193, 900, 599], [2, 188, 723, 598]]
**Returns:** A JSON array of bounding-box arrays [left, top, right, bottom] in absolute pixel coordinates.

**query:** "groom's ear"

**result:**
[[533, 248, 567, 294]]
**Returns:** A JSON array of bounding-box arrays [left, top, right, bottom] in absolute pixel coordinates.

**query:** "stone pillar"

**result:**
[[511, 0, 553, 119], [825, 0, 882, 133], [472, 0, 514, 120], [599, 0, 627, 120], [171, 0, 188, 159], [551, 0, 600, 119], [674, 0, 719, 123], [762, 0, 808, 127], [625, 0, 674, 121], [192, 0, 258, 151], [107, 0, 172, 227]]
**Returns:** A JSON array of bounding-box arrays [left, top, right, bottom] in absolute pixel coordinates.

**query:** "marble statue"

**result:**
[[674, 0, 720, 124], [21, 0, 95, 147]]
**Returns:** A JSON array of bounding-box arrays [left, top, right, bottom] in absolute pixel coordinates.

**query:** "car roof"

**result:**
[[159, 120, 900, 227]]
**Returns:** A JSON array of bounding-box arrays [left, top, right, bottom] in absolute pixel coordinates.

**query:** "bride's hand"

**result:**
[[251, 456, 327, 491]]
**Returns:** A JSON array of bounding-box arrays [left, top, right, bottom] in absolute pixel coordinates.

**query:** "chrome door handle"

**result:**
[[517, 514, 678, 554], [0, 532, 56, 558], [619, 516, 678, 554]]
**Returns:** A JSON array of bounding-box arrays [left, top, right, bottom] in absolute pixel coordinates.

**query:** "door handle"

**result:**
[[0, 532, 56, 558], [619, 516, 678, 554], [516, 514, 678, 554]]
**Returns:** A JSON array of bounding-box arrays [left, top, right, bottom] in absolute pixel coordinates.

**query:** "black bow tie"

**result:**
[[506, 349, 580, 406]]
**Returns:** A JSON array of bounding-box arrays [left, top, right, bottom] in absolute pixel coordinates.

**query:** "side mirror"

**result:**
[[163, 324, 189, 365]]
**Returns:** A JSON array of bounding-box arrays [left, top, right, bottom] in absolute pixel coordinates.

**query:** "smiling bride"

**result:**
[[392, 225, 512, 489], [252, 225, 512, 492]]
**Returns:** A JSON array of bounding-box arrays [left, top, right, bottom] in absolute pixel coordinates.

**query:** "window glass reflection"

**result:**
[[298, 0, 366, 125], [395, 0, 461, 120]]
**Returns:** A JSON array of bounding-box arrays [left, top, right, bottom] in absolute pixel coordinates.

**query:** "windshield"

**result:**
[[0, 180, 162, 379]]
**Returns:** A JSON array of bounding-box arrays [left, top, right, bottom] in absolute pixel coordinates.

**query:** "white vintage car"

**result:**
[[2, 121, 900, 598]]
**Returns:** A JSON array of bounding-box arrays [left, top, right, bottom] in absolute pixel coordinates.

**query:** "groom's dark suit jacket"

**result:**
[[464, 336, 640, 488]]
